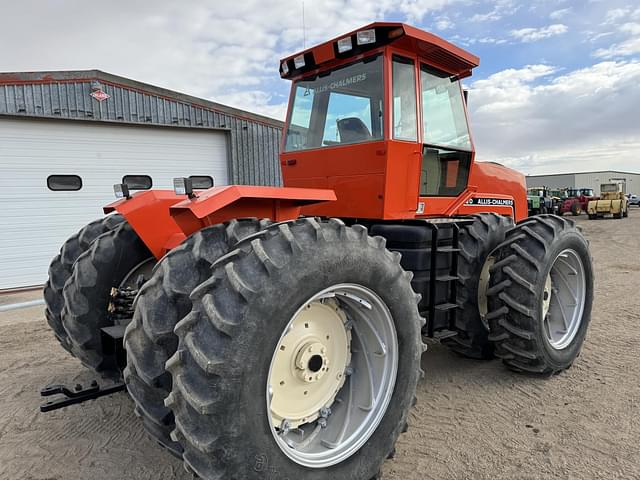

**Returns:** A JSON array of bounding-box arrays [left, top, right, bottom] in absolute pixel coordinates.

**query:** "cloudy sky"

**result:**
[[2, 0, 639, 175]]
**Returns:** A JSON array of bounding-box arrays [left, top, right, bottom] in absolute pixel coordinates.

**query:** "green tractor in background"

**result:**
[[527, 186, 561, 216]]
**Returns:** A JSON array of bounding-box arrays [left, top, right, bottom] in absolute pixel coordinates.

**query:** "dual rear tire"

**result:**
[[487, 215, 593, 374]]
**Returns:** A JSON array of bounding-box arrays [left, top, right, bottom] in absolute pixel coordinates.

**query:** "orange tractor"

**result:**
[[44, 23, 594, 479]]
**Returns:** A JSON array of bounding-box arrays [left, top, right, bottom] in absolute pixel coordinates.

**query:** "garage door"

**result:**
[[0, 118, 229, 290]]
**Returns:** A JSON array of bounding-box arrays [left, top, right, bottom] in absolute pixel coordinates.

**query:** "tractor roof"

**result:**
[[279, 22, 479, 81]]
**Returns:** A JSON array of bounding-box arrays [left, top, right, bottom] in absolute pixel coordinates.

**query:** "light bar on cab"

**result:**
[[280, 26, 406, 78]]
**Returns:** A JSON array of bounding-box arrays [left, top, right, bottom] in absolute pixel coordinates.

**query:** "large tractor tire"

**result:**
[[165, 218, 424, 480], [62, 220, 154, 379], [442, 213, 514, 359], [487, 215, 593, 375], [570, 202, 581, 216], [124, 218, 270, 457], [44, 215, 125, 353]]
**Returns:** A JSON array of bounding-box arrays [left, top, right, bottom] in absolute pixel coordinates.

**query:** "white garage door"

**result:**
[[0, 118, 229, 290]]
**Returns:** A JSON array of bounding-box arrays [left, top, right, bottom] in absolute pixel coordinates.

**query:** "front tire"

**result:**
[[570, 202, 581, 216], [124, 218, 270, 456], [165, 218, 424, 479], [44, 215, 124, 353], [62, 221, 154, 378], [442, 213, 514, 359], [487, 215, 593, 374]]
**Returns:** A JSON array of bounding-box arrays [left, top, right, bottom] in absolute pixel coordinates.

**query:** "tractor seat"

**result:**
[[337, 117, 372, 143]]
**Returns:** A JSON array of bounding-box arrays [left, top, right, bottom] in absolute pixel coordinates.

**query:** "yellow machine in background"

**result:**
[[588, 183, 629, 219]]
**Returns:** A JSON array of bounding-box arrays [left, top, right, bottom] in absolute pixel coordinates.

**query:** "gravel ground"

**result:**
[[1, 211, 639, 480]]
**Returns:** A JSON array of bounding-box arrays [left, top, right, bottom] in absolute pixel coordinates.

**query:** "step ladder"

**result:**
[[421, 220, 472, 339]]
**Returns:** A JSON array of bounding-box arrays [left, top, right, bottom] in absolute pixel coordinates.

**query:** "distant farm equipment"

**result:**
[[527, 187, 561, 216], [560, 188, 595, 216], [588, 183, 628, 219]]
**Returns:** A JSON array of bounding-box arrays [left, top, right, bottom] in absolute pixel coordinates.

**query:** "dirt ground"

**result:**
[[1, 211, 639, 480]]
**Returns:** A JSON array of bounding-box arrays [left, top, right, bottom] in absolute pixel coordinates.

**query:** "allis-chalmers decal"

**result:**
[[465, 197, 515, 207], [311, 73, 368, 93]]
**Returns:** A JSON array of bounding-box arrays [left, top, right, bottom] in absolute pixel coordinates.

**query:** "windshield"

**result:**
[[284, 55, 384, 152]]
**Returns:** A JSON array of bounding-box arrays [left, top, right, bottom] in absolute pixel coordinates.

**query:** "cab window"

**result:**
[[420, 65, 472, 196]]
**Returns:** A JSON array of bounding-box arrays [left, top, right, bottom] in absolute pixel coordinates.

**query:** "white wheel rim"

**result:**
[[542, 249, 587, 350], [266, 283, 398, 468]]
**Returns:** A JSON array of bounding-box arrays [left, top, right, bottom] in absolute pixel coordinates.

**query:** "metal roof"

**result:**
[[0, 69, 283, 128]]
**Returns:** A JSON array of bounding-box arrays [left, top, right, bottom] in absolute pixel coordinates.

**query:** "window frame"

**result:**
[[122, 175, 153, 190], [47, 174, 83, 191]]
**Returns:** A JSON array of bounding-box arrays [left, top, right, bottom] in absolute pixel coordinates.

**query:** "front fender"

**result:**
[[104, 186, 336, 259]]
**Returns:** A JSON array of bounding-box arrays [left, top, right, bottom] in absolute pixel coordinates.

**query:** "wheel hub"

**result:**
[[295, 341, 329, 383], [269, 299, 351, 429]]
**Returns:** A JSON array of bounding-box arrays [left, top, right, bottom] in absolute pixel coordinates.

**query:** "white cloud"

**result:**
[[397, 0, 466, 24], [603, 7, 640, 25], [470, 0, 518, 23], [434, 16, 454, 30], [469, 61, 640, 174], [0, 0, 471, 119], [550, 8, 571, 20], [592, 22, 640, 59], [510, 24, 568, 42]]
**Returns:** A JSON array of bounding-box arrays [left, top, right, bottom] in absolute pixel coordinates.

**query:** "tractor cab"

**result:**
[[279, 23, 527, 221]]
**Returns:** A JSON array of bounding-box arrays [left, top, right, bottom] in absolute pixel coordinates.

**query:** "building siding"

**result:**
[[527, 171, 640, 195], [0, 73, 284, 187], [526, 173, 576, 190]]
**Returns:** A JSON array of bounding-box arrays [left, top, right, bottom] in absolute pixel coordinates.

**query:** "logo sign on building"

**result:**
[[90, 89, 111, 102]]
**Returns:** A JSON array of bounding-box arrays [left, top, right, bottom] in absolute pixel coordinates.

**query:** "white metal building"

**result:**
[[526, 171, 640, 196], [0, 70, 283, 290]]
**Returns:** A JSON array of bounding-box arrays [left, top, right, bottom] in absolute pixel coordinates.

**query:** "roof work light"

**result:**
[[293, 55, 306, 69], [356, 28, 376, 45], [337, 36, 353, 53], [356, 29, 376, 45]]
